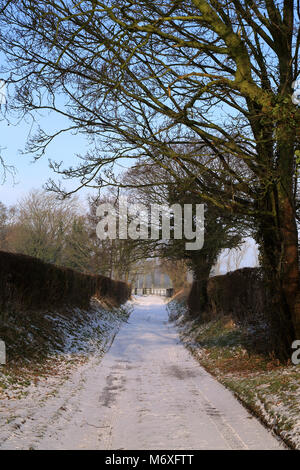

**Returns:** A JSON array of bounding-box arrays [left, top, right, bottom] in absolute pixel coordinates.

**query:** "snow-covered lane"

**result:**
[[0, 296, 285, 449]]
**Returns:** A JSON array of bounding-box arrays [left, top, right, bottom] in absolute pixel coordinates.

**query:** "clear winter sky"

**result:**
[[0, 103, 94, 207]]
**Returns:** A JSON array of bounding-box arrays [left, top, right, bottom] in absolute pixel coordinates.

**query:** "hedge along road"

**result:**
[[2, 296, 285, 450]]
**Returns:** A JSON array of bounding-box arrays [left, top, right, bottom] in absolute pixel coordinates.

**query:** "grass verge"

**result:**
[[0, 299, 131, 400]]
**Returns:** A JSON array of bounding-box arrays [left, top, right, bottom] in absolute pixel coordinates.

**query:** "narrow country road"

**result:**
[[1, 296, 284, 450]]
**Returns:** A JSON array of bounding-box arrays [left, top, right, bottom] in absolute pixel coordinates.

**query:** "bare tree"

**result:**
[[87, 192, 154, 280], [0, 1, 299, 357], [8, 190, 81, 264]]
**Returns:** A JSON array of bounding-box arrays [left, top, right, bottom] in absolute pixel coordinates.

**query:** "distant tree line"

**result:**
[[0, 190, 148, 281]]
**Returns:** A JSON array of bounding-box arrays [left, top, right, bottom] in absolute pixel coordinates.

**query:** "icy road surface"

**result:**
[[1, 296, 284, 449]]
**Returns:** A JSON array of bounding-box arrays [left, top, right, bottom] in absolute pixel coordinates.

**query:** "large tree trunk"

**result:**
[[187, 262, 212, 320], [280, 195, 300, 338], [187, 278, 208, 319], [257, 188, 300, 361]]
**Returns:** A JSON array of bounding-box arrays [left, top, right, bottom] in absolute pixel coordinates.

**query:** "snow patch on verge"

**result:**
[[0, 299, 132, 447]]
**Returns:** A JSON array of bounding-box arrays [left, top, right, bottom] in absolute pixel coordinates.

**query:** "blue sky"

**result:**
[[0, 102, 95, 207]]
